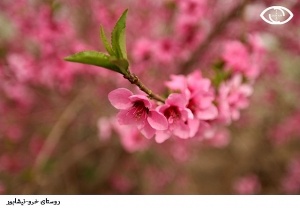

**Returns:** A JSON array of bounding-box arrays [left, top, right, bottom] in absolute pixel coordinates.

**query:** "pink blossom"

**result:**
[[177, 0, 207, 20], [97, 117, 113, 141], [97, 117, 149, 152], [132, 38, 154, 63], [5, 125, 23, 143], [7, 54, 34, 83], [175, 14, 205, 52], [0, 154, 25, 174], [155, 93, 198, 143], [143, 167, 174, 194], [247, 34, 266, 79], [114, 124, 150, 153], [269, 112, 300, 145], [108, 88, 168, 139], [233, 174, 261, 194], [153, 38, 177, 64], [222, 41, 250, 74], [170, 140, 190, 163], [166, 71, 218, 120], [202, 127, 230, 148], [218, 75, 253, 124], [110, 174, 133, 194]]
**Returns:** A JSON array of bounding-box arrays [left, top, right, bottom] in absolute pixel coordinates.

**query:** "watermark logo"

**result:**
[[260, 6, 293, 25]]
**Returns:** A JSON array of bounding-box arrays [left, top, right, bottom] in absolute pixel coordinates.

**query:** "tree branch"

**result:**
[[124, 73, 166, 103], [33, 86, 89, 173], [180, 0, 249, 74]]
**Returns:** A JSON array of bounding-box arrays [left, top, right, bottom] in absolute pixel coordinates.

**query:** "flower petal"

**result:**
[[155, 130, 171, 143], [117, 109, 138, 126], [166, 93, 187, 108], [172, 121, 190, 139], [139, 122, 155, 139], [129, 95, 151, 108], [147, 110, 168, 130], [188, 119, 200, 137], [197, 105, 218, 120], [108, 88, 133, 110]]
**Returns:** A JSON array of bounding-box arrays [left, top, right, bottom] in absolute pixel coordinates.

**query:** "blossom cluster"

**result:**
[[1, 0, 300, 194], [108, 71, 254, 143]]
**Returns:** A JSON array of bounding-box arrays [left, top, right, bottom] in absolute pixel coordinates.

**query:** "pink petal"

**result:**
[[197, 105, 218, 120], [188, 119, 200, 137], [231, 110, 240, 121], [240, 85, 253, 96], [166, 93, 187, 108], [155, 130, 171, 143], [172, 121, 190, 139], [108, 88, 133, 110], [181, 108, 194, 120], [165, 75, 187, 92], [117, 108, 146, 128], [129, 95, 151, 108], [147, 110, 168, 130], [139, 122, 155, 139], [117, 110, 136, 125], [157, 104, 169, 114]]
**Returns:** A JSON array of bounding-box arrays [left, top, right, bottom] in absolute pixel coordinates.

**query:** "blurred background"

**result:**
[[0, 0, 300, 194]]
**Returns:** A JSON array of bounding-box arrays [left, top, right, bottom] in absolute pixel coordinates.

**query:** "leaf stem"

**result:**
[[124, 73, 166, 103]]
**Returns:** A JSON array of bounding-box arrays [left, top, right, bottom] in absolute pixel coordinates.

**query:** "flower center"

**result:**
[[187, 99, 197, 114], [164, 106, 181, 122], [132, 101, 149, 120]]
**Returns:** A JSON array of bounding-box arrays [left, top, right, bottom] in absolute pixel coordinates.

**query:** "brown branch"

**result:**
[[180, 0, 249, 74], [33, 86, 89, 173], [124, 73, 166, 103]]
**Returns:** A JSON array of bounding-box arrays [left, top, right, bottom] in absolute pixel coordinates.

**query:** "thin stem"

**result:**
[[33, 86, 89, 173], [124, 73, 166, 103]]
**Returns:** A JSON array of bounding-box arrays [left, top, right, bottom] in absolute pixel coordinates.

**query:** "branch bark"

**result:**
[[124, 73, 166, 103]]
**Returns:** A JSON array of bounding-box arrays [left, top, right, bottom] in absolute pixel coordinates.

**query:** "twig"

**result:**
[[124, 73, 166, 103], [180, 0, 249, 74], [33, 87, 89, 173]]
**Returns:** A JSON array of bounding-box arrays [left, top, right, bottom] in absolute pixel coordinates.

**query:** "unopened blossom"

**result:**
[[218, 75, 253, 124], [155, 93, 198, 143], [108, 88, 168, 139]]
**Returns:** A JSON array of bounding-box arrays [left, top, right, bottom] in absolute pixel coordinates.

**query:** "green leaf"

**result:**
[[109, 57, 129, 75], [64, 51, 121, 73], [100, 26, 115, 56], [111, 9, 128, 59]]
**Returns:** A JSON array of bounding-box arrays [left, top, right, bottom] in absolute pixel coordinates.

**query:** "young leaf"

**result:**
[[109, 58, 129, 75], [64, 51, 121, 73], [111, 9, 128, 59], [100, 26, 115, 56]]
